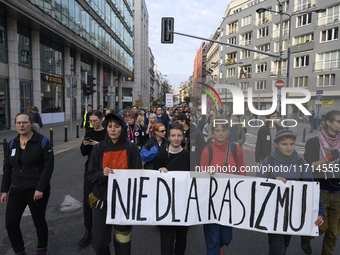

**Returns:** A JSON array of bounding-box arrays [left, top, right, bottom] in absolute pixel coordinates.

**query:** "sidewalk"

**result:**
[[0, 121, 85, 176]]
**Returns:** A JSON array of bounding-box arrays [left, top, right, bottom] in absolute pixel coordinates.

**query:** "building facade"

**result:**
[[203, 0, 340, 117], [0, 0, 134, 128]]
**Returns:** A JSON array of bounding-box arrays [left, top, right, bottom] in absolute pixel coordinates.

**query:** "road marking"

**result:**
[[23, 206, 31, 217], [60, 195, 82, 212]]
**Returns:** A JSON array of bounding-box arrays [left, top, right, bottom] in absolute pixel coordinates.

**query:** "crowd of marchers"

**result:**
[[1, 103, 340, 255]]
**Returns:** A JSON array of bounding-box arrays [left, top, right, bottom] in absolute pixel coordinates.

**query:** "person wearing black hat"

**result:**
[[257, 129, 324, 255], [80, 104, 94, 134], [87, 113, 142, 255]]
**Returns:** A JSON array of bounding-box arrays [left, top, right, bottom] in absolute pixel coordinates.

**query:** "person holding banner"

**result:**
[[87, 113, 142, 255], [153, 124, 190, 255], [140, 123, 169, 170], [257, 129, 324, 255], [301, 110, 340, 255], [200, 118, 246, 255]]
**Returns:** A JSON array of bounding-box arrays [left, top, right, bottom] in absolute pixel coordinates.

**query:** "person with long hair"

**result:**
[[200, 118, 246, 255], [140, 108, 148, 127], [78, 110, 107, 248], [87, 113, 142, 255], [145, 113, 157, 140], [140, 123, 169, 169], [1, 113, 54, 255], [126, 113, 145, 151], [153, 124, 190, 255]]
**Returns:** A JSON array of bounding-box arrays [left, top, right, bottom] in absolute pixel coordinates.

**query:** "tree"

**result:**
[[160, 80, 173, 102]]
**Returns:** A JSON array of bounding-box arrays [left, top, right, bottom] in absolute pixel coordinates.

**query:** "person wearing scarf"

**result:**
[[301, 110, 340, 255]]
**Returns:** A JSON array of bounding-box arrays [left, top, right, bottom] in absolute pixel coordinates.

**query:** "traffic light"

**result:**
[[161, 17, 174, 44], [83, 73, 91, 96], [88, 75, 96, 95]]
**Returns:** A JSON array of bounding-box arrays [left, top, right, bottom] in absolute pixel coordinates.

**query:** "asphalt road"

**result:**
[[0, 138, 340, 254]]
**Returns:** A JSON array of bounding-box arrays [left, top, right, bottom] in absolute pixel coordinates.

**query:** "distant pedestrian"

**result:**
[[126, 113, 145, 151], [227, 112, 245, 147], [310, 110, 315, 133], [30, 106, 43, 132], [145, 113, 157, 141], [1, 113, 54, 255], [80, 104, 94, 134], [78, 110, 107, 248]]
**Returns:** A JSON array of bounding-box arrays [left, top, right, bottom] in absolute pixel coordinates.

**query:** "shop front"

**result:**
[[40, 73, 65, 124]]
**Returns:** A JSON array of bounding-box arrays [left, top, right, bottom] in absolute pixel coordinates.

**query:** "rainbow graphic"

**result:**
[[197, 82, 223, 108]]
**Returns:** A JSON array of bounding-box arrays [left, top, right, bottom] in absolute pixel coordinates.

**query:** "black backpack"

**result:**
[[207, 142, 238, 173]]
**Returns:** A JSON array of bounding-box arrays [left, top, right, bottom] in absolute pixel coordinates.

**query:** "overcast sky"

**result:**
[[146, 0, 232, 90]]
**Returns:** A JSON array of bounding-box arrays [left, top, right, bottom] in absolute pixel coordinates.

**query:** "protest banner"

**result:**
[[106, 170, 320, 236]]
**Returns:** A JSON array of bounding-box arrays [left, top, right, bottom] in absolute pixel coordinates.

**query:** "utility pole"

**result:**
[[278, 0, 283, 111]]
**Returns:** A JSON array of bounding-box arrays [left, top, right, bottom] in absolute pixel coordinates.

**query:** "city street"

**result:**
[[1, 138, 339, 254]]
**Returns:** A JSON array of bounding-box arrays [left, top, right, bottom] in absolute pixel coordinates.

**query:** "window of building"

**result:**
[[295, 0, 312, 12], [220, 71, 223, 79], [227, 52, 237, 60], [294, 76, 308, 87], [41, 83, 65, 113], [0, 15, 7, 62], [233, 8, 242, 14], [242, 15, 252, 27], [321, 28, 338, 42], [274, 40, 288, 52], [297, 13, 311, 27], [255, 80, 266, 90], [36, 0, 52, 14], [317, 74, 335, 86], [220, 57, 223, 65], [295, 55, 309, 67], [227, 21, 238, 35], [241, 50, 250, 59], [257, 62, 267, 73], [240, 31, 252, 46], [256, 8, 272, 26], [228, 36, 236, 45], [293, 33, 313, 45], [220, 29, 224, 38], [17, 24, 32, 68], [255, 44, 270, 59], [220, 45, 223, 52], [316, 50, 340, 70], [258, 26, 269, 38], [239, 65, 252, 78], [227, 68, 236, 77], [273, 21, 289, 38], [276, 1, 289, 12], [318, 4, 340, 26], [40, 36, 64, 76], [271, 60, 287, 75], [240, 82, 249, 91]]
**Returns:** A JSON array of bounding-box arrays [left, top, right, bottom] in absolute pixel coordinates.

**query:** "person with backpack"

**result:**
[[301, 110, 340, 255], [153, 123, 190, 255], [1, 113, 54, 255], [29, 106, 43, 132], [257, 129, 324, 255], [200, 118, 246, 255]]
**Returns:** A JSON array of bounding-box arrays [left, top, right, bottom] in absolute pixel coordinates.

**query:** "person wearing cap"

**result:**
[[301, 110, 340, 255], [257, 129, 324, 255], [80, 104, 94, 134], [87, 113, 142, 255]]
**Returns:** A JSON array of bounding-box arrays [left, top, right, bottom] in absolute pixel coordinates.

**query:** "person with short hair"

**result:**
[[227, 112, 245, 147], [81, 104, 94, 134], [309, 110, 315, 133], [87, 113, 142, 255], [301, 110, 340, 255], [257, 129, 324, 255]]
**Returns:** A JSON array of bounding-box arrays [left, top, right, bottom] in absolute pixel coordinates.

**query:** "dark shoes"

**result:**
[[16, 251, 26, 255], [78, 229, 92, 247], [36, 247, 47, 255], [301, 237, 312, 254]]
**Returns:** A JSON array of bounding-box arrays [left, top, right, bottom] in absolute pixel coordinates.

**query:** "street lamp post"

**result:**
[[256, 6, 325, 118]]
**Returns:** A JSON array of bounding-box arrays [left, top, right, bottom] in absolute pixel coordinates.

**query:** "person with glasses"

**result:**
[[200, 118, 246, 255], [141, 123, 169, 169], [301, 110, 340, 255], [78, 110, 107, 248], [153, 124, 190, 255], [1, 113, 54, 255]]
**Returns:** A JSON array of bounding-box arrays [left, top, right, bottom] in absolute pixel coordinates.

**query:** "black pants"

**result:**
[[5, 185, 50, 253], [160, 226, 188, 255], [83, 172, 94, 229], [92, 203, 132, 255]]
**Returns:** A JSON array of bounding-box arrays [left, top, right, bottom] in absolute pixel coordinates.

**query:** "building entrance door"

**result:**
[[20, 81, 33, 113]]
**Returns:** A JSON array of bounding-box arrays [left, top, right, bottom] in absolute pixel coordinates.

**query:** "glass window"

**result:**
[[255, 80, 266, 90], [0, 15, 7, 62], [321, 28, 338, 42], [317, 74, 336, 86], [293, 76, 308, 87], [40, 36, 64, 75], [41, 83, 65, 113], [17, 24, 32, 68]]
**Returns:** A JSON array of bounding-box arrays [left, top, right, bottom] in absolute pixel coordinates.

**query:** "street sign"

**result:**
[[316, 90, 323, 95], [135, 99, 143, 107], [315, 95, 323, 99], [67, 88, 77, 98], [65, 75, 78, 87], [316, 104, 322, 107], [277, 94, 281, 102], [275, 79, 285, 89]]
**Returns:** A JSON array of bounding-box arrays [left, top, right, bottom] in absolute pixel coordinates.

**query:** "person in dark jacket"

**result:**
[[80, 104, 94, 134], [153, 124, 190, 255], [140, 123, 169, 169], [126, 113, 145, 150], [78, 110, 107, 248], [30, 106, 43, 132], [257, 129, 324, 255], [1, 113, 54, 255], [227, 112, 245, 147], [301, 110, 340, 255], [255, 110, 283, 167], [309, 110, 315, 133], [87, 113, 142, 255]]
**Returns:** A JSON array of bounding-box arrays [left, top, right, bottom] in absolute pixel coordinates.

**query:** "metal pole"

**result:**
[[285, 16, 292, 122], [70, 76, 73, 137], [76, 123, 79, 138], [278, 3, 283, 113], [64, 126, 68, 142], [3, 138, 7, 156], [50, 128, 53, 147], [302, 128, 306, 143]]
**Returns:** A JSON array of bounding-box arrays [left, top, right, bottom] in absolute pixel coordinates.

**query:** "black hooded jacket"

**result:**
[[87, 115, 142, 201]]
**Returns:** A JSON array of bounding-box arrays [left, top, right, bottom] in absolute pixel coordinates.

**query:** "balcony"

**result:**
[[239, 71, 252, 79], [228, 28, 238, 35], [239, 39, 253, 46], [293, 0, 316, 12], [254, 52, 270, 61], [270, 68, 287, 76], [225, 58, 237, 66], [314, 60, 340, 71], [254, 15, 271, 27], [317, 13, 340, 27], [272, 28, 289, 39], [291, 41, 314, 53]]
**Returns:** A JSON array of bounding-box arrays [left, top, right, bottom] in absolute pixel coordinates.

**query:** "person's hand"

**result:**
[[256, 162, 261, 167], [80, 128, 83, 132], [234, 142, 239, 145], [315, 216, 324, 226], [1, 193, 7, 204], [82, 138, 90, 146], [159, 167, 168, 173], [104, 167, 114, 176], [33, 191, 43, 201], [89, 140, 99, 146], [148, 123, 152, 129], [275, 176, 287, 184]]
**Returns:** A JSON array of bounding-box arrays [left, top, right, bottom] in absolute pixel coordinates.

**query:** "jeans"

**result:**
[[160, 226, 188, 255], [5, 185, 50, 253], [310, 120, 314, 131], [203, 224, 233, 255], [268, 234, 291, 255]]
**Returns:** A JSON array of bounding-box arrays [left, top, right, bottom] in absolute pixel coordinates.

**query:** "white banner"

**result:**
[[106, 170, 320, 236]]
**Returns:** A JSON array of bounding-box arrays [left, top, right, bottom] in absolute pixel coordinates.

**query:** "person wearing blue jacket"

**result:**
[[140, 123, 169, 169], [257, 129, 324, 255]]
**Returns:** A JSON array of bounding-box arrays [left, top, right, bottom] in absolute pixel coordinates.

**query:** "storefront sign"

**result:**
[[317, 99, 334, 107], [41, 73, 63, 84], [107, 170, 320, 236]]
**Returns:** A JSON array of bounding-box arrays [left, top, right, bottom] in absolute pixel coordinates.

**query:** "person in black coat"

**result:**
[[1, 113, 54, 255]]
